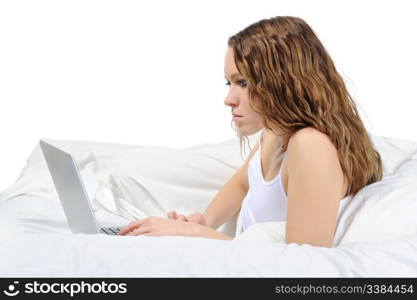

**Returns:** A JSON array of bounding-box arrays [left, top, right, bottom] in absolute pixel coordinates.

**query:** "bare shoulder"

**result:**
[[287, 127, 339, 166], [288, 127, 333, 147], [286, 127, 337, 161], [286, 127, 348, 197]]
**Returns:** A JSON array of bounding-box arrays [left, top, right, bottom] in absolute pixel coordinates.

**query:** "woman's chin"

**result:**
[[238, 126, 262, 137]]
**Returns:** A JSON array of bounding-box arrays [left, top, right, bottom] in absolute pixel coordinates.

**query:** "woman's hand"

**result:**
[[167, 210, 207, 227], [117, 216, 196, 237]]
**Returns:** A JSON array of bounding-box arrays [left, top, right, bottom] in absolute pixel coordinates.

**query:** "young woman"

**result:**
[[118, 16, 383, 248]]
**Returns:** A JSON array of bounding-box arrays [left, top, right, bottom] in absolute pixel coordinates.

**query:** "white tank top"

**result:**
[[239, 130, 288, 233]]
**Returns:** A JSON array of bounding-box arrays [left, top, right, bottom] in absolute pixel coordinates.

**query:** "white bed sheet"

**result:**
[[1, 133, 417, 277]]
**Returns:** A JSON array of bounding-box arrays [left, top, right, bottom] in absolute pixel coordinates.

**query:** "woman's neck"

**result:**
[[264, 128, 289, 150]]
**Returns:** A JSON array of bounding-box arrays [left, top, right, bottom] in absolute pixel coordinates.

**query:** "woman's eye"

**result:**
[[225, 80, 246, 87]]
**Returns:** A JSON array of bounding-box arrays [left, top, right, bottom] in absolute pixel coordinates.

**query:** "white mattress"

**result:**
[[1, 132, 417, 277]]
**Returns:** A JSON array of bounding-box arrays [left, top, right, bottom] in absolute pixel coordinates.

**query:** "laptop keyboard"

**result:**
[[100, 227, 122, 235]]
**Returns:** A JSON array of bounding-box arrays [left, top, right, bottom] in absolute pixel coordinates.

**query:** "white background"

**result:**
[[1, 0, 416, 192]]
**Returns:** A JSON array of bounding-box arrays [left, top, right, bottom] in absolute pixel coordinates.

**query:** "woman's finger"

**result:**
[[167, 211, 176, 219], [188, 213, 205, 225], [177, 214, 187, 222], [118, 218, 147, 235], [188, 213, 199, 223], [127, 224, 150, 236]]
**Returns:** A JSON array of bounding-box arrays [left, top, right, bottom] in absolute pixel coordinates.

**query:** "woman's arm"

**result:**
[[285, 128, 347, 248], [191, 223, 234, 240], [203, 142, 259, 229], [202, 177, 248, 230]]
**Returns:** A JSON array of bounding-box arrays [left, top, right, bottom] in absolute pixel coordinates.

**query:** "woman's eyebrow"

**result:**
[[224, 73, 242, 80]]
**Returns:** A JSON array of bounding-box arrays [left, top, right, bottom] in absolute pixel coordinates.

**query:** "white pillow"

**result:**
[[0, 134, 261, 238], [236, 221, 287, 243], [94, 134, 261, 237]]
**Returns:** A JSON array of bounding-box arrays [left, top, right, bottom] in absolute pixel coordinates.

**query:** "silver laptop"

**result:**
[[40, 140, 127, 235]]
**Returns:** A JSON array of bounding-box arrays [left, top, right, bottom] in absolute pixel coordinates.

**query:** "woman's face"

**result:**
[[224, 47, 264, 136]]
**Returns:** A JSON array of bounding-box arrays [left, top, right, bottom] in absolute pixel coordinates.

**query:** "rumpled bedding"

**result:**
[[1, 131, 417, 277]]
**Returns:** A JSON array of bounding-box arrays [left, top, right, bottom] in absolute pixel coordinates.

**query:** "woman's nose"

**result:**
[[224, 96, 238, 107]]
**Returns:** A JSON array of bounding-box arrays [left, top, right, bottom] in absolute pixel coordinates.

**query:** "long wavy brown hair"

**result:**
[[228, 16, 382, 198]]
